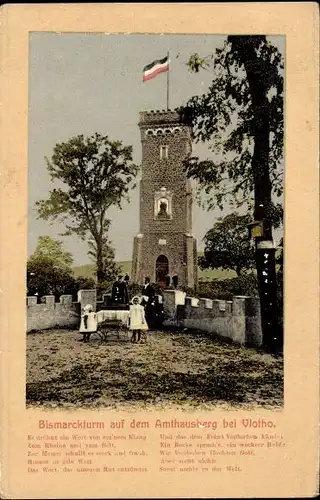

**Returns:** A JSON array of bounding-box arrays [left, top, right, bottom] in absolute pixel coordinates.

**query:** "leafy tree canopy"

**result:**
[[27, 237, 98, 299], [36, 133, 138, 284], [180, 36, 283, 228], [199, 212, 255, 276], [30, 235, 73, 268], [27, 236, 75, 297]]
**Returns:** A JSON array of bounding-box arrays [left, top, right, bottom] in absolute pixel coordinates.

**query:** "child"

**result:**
[[127, 296, 148, 343], [79, 304, 97, 343]]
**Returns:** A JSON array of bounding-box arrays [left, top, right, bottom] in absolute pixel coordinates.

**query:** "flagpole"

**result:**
[[167, 51, 169, 110]]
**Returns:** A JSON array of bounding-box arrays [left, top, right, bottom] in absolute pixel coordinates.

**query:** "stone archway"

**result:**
[[155, 255, 169, 286]]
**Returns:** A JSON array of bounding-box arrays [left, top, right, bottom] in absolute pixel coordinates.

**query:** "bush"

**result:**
[[69, 276, 96, 301], [27, 261, 76, 302], [196, 273, 283, 337], [196, 274, 259, 301]]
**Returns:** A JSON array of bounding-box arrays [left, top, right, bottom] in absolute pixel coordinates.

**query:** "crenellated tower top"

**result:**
[[138, 109, 192, 142], [139, 109, 185, 126]]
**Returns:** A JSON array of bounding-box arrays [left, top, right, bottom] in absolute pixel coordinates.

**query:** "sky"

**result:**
[[28, 33, 283, 266]]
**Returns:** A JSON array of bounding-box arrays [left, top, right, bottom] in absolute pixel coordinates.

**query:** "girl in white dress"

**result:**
[[127, 296, 148, 343], [79, 304, 97, 343]]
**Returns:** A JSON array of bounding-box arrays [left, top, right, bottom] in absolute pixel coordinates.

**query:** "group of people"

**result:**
[[110, 274, 130, 305], [79, 275, 160, 343]]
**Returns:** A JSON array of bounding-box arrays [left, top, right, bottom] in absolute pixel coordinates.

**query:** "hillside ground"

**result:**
[[26, 328, 283, 411]]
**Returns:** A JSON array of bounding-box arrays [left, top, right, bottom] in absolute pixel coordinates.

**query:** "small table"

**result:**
[[96, 309, 130, 340]]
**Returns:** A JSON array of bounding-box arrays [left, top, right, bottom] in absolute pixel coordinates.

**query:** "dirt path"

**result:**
[[26, 328, 283, 411]]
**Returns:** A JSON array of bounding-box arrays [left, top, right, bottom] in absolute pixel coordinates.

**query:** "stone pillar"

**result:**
[[60, 295, 73, 307], [245, 297, 263, 347], [162, 289, 186, 326], [43, 296, 55, 307], [199, 298, 213, 311], [162, 290, 176, 321], [232, 296, 248, 345], [26, 296, 37, 306], [77, 289, 97, 312]]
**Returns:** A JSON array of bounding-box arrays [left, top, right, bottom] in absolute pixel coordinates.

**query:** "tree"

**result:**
[[200, 213, 255, 276], [181, 36, 284, 351], [31, 235, 73, 268], [27, 236, 75, 298], [87, 224, 121, 285], [276, 237, 283, 273], [181, 36, 283, 229], [36, 134, 138, 286], [275, 237, 284, 335]]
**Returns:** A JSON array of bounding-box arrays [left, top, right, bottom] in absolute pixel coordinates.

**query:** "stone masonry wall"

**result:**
[[162, 290, 263, 347], [26, 288, 262, 348], [26, 290, 97, 333], [132, 109, 197, 287], [27, 296, 80, 333], [137, 232, 186, 282], [140, 180, 189, 233]]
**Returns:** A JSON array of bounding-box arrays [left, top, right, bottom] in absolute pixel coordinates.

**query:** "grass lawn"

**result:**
[[26, 328, 283, 411]]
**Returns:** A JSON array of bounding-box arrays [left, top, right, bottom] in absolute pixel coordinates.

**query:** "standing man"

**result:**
[[141, 276, 155, 329], [111, 275, 129, 306]]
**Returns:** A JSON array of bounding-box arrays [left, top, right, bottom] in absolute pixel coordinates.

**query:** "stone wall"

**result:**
[[140, 180, 190, 233], [139, 109, 183, 125], [27, 295, 80, 333], [162, 290, 263, 347], [77, 289, 97, 312], [27, 288, 263, 348], [26, 290, 97, 333]]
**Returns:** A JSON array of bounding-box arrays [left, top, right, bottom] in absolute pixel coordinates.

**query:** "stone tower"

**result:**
[[131, 109, 197, 288]]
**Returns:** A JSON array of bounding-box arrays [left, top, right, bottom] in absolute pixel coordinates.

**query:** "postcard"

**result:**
[[0, 3, 319, 498]]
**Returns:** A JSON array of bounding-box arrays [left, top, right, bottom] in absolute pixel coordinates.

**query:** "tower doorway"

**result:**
[[155, 255, 169, 286]]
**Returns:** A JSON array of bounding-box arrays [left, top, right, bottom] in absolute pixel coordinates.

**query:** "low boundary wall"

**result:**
[[27, 289, 263, 347], [163, 290, 262, 347], [26, 290, 96, 333]]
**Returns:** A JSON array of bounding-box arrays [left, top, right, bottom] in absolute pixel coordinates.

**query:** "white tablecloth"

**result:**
[[97, 310, 129, 325]]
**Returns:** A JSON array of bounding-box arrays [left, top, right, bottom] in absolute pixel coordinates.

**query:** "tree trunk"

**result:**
[[96, 242, 105, 286], [236, 266, 242, 277], [230, 36, 282, 352]]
